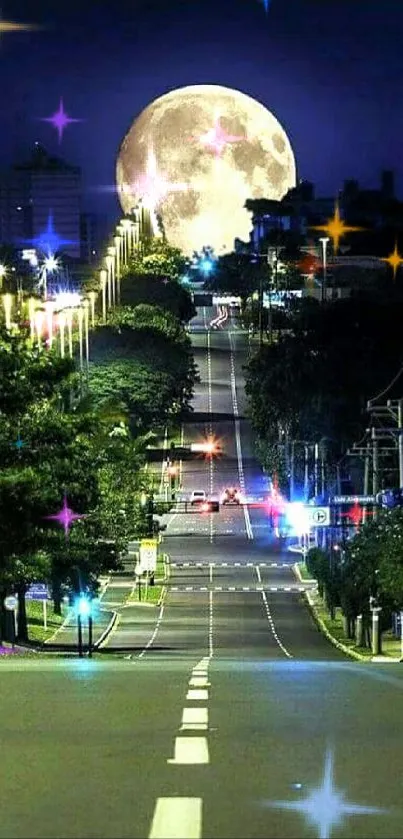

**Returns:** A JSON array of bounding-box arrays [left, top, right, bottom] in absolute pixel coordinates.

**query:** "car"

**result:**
[[220, 487, 242, 505], [190, 490, 207, 505]]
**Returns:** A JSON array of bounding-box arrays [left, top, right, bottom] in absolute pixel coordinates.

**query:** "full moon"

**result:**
[[116, 84, 296, 255]]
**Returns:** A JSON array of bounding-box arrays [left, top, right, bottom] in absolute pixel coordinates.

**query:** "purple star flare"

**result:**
[[44, 496, 85, 535], [40, 98, 83, 144], [191, 116, 244, 157]]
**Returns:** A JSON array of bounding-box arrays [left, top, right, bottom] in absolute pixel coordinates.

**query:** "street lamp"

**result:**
[[107, 246, 117, 306], [88, 291, 97, 327], [0, 263, 7, 289], [100, 268, 107, 321], [105, 255, 114, 308], [319, 237, 330, 302], [2, 293, 13, 330], [43, 300, 56, 348]]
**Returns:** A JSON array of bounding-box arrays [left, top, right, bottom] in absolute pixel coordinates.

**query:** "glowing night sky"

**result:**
[[0, 0, 402, 224]]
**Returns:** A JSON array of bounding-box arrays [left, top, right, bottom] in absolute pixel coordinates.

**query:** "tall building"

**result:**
[[80, 211, 108, 264], [0, 143, 81, 258]]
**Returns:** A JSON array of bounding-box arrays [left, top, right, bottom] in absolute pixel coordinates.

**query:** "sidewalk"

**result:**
[[293, 562, 402, 663]]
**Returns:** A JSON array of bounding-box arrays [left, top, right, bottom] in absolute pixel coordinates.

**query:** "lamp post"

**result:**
[[65, 308, 73, 357], [107, 247, 116, 306], [319, 237, 329, 303], [120, 218, 133, 264], [28, 297, 37, 341], [83, 299, 90, 374], [0, 263, 7, 290], [100, 268, 107, 322], [2, 293, 13, 330], [116, 224, 126, 265], [34, 308, 45, 347], [88, 291, 97, 328], [58, 310, 66, 357], [44, 300, 55, 348], [105, 255, 114, 308]]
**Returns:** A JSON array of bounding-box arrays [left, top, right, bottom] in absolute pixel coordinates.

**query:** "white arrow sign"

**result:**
[[304, 506, 331, 527]]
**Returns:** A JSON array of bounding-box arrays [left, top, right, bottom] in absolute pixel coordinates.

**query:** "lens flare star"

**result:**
[[312, 202, 364, 254], [192, 115, 245, 157], [40, 98, 83, 144], [23, 212, 76, 256], [44, 496, 85, 536], [381, 241, 403, 280], [264, 748, 386, 839], [132, 147, 190, 211]]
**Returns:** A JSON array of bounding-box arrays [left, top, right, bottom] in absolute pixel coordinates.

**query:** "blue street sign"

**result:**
[[331, 495, 376, 505], [25, 584, 51, 601]]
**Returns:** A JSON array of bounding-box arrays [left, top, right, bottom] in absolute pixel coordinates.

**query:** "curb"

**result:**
[[293, 562, 401, 663], [303, 589, 368, 661], [95, 611, 119, 650], [292, 562, 316, 585], [157, 586, 167, 608]]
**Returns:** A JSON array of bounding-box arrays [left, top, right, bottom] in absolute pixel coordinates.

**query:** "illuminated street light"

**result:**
[[319, 237, 330, 302], [58, 309, 66, 357], [2, 293, 13, 330], [0, 264, 7, 288], [27, 297, 37, 341], [105, 255, 114, 307], [34, 308, 45, 347], [100, 268, 107, 321], [88, 291, 97, 327], [107, 247, 116, 305], [43, 300, 56, 348]]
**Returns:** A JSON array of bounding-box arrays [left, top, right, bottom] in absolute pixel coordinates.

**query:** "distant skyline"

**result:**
[[1, 0, 402, 223]]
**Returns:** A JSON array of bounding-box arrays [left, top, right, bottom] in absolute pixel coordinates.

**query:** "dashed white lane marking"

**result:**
[[189, 676, 210, 687], [138, 603, 165, 659], [181, 707, 208, 730], [167, 737, 209, 765], [256, 568, 293, 658], [186, 689, 209, 701], [149, 798, 202, 839], [209, 563, 213, 583], [169, 562, 291, 568], [209, 589, 214, 658], [168, 585, 308, 592], [228, 331, 253, 541]]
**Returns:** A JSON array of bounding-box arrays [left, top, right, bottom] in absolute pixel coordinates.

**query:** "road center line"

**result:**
[[167, 737, 209, 765], [186, 689, 209, 700], [149, 798, 202, 839]]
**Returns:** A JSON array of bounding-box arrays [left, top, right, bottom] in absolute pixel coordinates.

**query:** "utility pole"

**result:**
[[314, 443, 319, 497], [290, 440, 295, 501]]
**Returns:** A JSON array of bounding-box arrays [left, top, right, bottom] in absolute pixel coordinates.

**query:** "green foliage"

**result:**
[[245, 296, 403, 482], [128, 237, 189, 280], [0, 327, 76, 416], [119, 272, 196, 322]]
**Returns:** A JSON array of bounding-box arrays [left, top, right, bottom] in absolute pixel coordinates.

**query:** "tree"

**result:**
[[128, 237, 189, 281], [119, 272, 196, 322]]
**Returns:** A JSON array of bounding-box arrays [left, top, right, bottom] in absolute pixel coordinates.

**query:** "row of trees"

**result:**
[[307, 508, 403, 647], [0, 236, 197, 643], [244, 295, 403, 491]]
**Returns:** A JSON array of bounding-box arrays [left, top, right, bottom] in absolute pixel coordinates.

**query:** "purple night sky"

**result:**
[[0, 0, 402, 223]]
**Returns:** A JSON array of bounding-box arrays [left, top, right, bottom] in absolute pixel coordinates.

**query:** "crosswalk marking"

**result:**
[[169, 562, 291, 568], [168, 585, 309, 593]]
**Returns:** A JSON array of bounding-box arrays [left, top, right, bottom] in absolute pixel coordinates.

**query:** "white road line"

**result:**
[[209, 563, 213, 583], [149, 798, 202, 839], [209, 589, 214, 658], [137, 603, 165, 659], [261, 590, 292, 659], [186, 689, 209, 701], [181, 708, 208, 724], [167, 737, 209, 765], [256, 566, 262, 584], [189, 676, 210, 687]]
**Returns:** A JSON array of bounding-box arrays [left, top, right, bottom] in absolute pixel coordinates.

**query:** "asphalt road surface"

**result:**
[[1, 306, 403, 839]]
